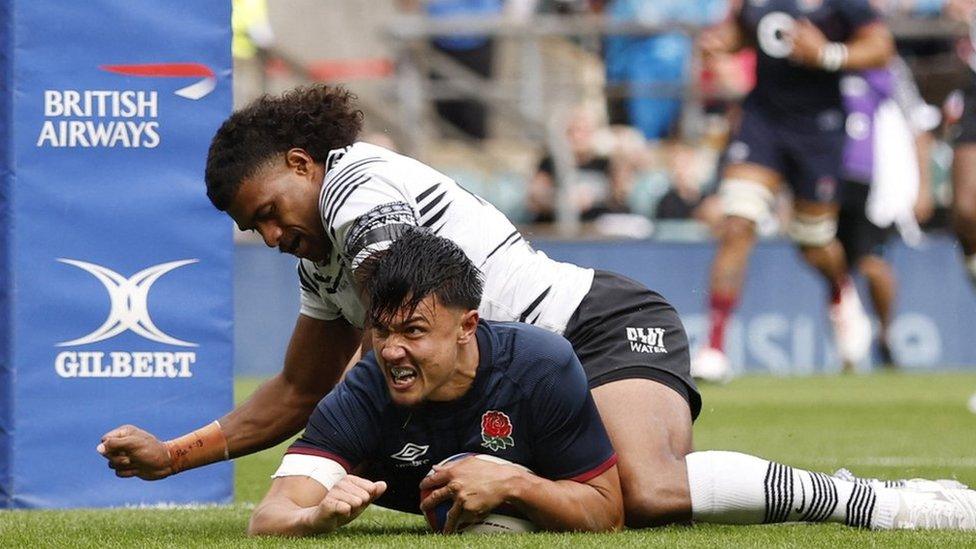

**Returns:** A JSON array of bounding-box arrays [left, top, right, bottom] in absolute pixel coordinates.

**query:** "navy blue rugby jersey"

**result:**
[[286, 320, 617, 515], [739, 0, 879, 120]]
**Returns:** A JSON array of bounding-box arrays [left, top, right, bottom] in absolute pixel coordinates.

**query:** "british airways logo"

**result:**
[[35, 62, 218, 149]]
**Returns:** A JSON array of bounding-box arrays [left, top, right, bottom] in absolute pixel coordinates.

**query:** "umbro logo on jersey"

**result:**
[[391, 442, 429, 466], [625, 327, 667, 354]]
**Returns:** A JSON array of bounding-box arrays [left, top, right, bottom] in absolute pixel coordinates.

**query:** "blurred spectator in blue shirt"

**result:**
[[426, 0, 504, 50], [603, 0, 727, 140]]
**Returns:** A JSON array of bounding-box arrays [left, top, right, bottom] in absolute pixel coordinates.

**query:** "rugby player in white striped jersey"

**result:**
[[97, 85, 976, 531]]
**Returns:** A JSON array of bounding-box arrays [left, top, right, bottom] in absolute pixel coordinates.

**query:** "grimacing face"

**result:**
[[371, 294, 480, 408], [226, 149, 329, 262]]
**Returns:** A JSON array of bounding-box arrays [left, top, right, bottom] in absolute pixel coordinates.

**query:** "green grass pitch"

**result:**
[[3, 372, 975, 547]]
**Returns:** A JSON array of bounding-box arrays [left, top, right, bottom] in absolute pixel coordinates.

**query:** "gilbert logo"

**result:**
[[626, 327, 667, 354], [101, 63, 217, 100], [57, 259, 198, 347]]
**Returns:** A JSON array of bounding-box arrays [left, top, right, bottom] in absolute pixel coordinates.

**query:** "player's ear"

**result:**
[[457, 309, 479, 344], [285, 148, 314, 176]]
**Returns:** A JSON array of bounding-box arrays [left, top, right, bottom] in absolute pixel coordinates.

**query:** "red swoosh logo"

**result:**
[[100, 63, 214, 78], [100, 63, 217, 100]]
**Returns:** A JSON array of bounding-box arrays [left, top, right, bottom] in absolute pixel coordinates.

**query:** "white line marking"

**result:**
[[811, 457, 976, 468]]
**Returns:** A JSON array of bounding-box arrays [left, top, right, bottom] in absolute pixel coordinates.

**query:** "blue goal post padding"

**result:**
[[0, 1, 233, 508]]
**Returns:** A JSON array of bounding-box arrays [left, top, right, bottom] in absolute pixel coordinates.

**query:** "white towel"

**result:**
[[868, 99, 923, 246]]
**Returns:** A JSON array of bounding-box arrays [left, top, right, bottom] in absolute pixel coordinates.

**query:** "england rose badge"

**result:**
[[480, 410, 514, 451]]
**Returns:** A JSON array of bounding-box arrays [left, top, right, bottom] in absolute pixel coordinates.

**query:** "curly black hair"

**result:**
[[358, 227, 484, 328], [205, 84, 364, 211]]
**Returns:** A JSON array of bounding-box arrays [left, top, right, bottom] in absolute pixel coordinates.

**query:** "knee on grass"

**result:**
[[619, 468, 693, 527]]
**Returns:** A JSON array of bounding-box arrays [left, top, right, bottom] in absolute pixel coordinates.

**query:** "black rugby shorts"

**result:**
[[837, 181, 892, 265], [563, 270, 702, 420]]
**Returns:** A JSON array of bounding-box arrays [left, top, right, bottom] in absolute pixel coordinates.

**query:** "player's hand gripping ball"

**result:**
[[420, 453, 537, 534]]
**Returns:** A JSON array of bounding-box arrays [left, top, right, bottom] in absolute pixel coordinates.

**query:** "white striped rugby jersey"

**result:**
[[297, 142, 594, 334]]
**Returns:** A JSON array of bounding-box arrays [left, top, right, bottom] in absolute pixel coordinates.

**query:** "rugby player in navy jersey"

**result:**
[[693, 0, 895, 375], [99, 85, 976, 531], [247, 228, 623, 536]]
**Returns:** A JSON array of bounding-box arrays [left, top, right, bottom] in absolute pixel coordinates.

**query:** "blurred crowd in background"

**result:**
[[231, 0, 974, 240]]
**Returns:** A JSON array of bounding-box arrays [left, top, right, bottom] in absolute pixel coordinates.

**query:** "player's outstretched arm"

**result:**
[[248, 474, 387, 537], [220, 315, 361, 457], [420, 458, 623, 533], [97, 315, 361, 479], [837, 21, 895, 70], [790, 19, 894, 72]]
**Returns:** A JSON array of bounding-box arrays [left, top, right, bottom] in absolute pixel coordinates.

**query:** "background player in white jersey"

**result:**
[[694, 0, 895, 375], [97, 85, 976, 531]]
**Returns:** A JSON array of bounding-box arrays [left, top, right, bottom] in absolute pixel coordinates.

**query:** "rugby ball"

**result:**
[[420, 453, 538, 534]]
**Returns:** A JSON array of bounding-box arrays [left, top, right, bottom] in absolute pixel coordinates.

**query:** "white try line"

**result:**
[[812, 457, 976, 468], [123, 502, 255, 510]]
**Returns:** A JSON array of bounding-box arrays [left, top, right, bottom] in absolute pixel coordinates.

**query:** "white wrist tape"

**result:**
[[819, 42, 848, 72], [272, 453, 347, 490]]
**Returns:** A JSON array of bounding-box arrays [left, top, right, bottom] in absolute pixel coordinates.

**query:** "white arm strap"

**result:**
[[272, 453, 347, 491]]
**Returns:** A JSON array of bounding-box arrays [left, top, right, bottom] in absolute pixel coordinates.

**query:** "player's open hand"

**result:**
[[419, 456, 524, 533], [788, 18, 828, 68], [304, 475, 387, 533], [96, 425, 173, 480]]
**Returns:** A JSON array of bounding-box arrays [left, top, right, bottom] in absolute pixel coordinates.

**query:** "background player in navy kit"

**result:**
[[247, 229, 623, 536], [693, 0, 895, 375]]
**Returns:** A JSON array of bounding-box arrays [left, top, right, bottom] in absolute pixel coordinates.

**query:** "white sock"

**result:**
[[967, 255, 976, 288], [686, 451, 899, 528]]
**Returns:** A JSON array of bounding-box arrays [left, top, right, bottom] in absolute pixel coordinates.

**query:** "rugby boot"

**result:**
[[879, 487, 976, 530], [833, 468, 969, 492], [829, 279, 872, 371]]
